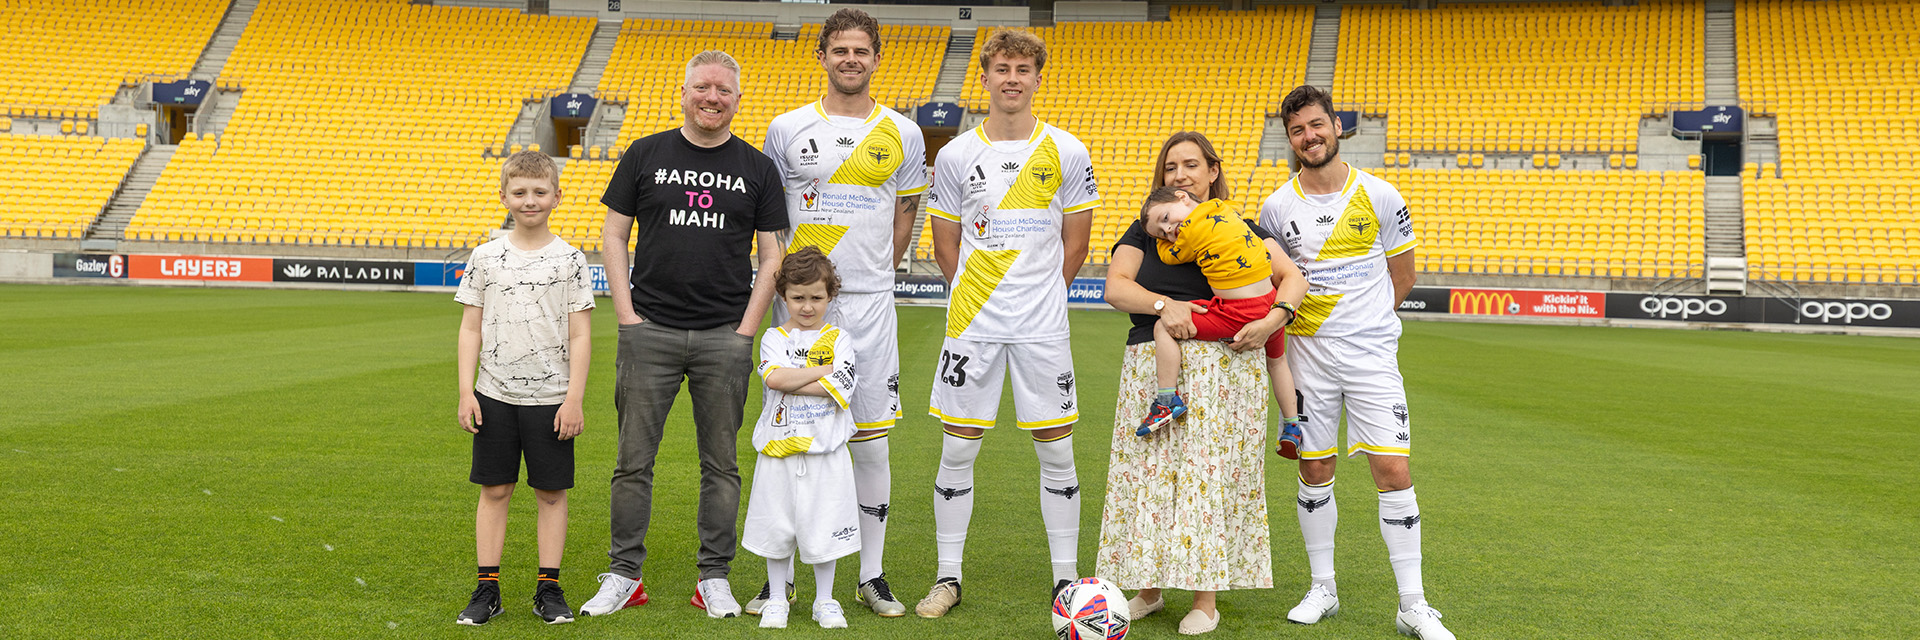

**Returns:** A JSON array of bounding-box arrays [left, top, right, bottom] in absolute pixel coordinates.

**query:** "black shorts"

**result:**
[[470, 392, 575, 491]]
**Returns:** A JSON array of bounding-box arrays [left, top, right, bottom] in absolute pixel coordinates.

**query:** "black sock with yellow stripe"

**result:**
[[478, 566, 500, 587], [538, 567, 560, 586]]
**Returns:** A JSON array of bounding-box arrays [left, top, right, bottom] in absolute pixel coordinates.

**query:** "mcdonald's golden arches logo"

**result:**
[[1450, 290, 1519, 315]]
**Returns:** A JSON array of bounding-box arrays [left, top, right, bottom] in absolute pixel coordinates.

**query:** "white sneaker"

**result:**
[[1395, 601, 1454, 640], [692, 578, 742, 618], [759, 601, 789, 628], [813, 600, 848, 629], [1286, 584, 1340, 624], [579, 573, 647, 617]]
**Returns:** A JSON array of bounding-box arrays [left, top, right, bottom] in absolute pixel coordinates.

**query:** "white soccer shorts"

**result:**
[[742, 450, 862, 564], [1285, 333, 1414, 459], [927, 336, 1079, 430], [774, 290, 902, 430]]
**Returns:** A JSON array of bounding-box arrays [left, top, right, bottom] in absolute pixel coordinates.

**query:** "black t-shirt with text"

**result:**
[[602, 129, 788, 330], [1112, 218, 1277, 345]]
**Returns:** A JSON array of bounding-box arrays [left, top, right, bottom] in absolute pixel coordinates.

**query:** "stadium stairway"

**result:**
[[191, 0, 260, 79], [932, 28, 976, 103], [567, 19, 620, 94], [1304, 3, 1340, 90], [1704, 175, 1745, 257], [89, 145, 176, 242], [1704, 0, 1738, 104]]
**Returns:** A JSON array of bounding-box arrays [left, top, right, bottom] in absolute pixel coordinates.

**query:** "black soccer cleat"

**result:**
[[457, 582, 503, 626], [534, 581, 575, 624], [1053, 578, 1074, 600]]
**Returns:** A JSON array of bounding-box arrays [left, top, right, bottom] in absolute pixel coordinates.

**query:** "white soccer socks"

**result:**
[[1378, 486, 1425, 611], [932, 429, 982, 580], [1297, 476, 1339, 594], [1033, 434, 1081, 584], [766, 556, 793, 603], [813, 559, 839, 608], [849, 434, 891, 583]]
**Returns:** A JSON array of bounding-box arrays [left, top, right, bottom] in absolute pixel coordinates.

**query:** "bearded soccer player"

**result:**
[[914, 28, 1099, 619], [750, 7, 927, 619], [1259, 85, 1454, 640]]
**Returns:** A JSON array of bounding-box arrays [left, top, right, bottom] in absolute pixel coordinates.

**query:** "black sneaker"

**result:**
[[534, 581, 574, 624], [1052, 578, 1074, 600], [457, 582, 503, 626]]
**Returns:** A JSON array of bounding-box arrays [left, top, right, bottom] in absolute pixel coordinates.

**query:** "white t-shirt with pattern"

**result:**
[[455, 236, 596, 405]]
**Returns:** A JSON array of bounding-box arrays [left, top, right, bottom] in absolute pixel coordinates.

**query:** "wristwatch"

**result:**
[[1272, 300, 1298, 326], [1153, 298, 1167, 314]]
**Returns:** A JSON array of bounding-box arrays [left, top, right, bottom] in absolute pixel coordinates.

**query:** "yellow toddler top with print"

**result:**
[[1155, 199, 1272, 291]]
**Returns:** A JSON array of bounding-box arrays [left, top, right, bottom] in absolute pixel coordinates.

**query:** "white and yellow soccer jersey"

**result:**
[[1259, 164, 1417, 339], [754, 324, 858, 457], [925, 122, 1100, 343], [765, 102, 929, 293]]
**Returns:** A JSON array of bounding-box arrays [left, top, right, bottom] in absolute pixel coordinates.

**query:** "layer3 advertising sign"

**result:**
[[1448, 288, 1605, 318], [128, 255, 272, 282]]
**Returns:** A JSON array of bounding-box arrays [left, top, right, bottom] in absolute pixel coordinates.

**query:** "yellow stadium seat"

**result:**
[[1532, 154, 1546, 169], [1687, 155, 1701, 170], [1384, 153, 1397, 167]]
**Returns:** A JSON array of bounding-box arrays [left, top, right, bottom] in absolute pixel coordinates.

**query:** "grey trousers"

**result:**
[[608, 319, 755, 581]]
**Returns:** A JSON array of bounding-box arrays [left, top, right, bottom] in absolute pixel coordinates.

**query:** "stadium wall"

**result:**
[[547, 0, 1030, 26], [8, 249, 1919, 336]]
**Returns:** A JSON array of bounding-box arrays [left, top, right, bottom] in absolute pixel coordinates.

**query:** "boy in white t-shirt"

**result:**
[[453, 151, 596, 626], [743, 247, 862, 629]]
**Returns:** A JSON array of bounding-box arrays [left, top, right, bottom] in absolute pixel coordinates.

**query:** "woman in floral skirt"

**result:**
[[1096, 131, 1306, 635]]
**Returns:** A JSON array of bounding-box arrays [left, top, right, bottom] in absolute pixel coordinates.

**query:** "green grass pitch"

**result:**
[[2, 283, 1917, 638]]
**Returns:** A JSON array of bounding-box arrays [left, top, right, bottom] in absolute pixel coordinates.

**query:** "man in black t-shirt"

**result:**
[[583, 50, 788, 621]]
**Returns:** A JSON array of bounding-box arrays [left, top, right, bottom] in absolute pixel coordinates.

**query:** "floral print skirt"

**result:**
[[1095, 340, 1273, 592]]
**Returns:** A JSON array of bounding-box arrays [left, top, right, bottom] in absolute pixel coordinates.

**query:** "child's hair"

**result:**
[[978, 28, 1047, 71], [1139, 185, 1194, 221], [776, 246, 841, 297], [500, 150, 560, 192]]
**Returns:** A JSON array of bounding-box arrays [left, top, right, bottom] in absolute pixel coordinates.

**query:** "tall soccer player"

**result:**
[[754, 8, 928, 619], [914, 29, 1099, 619], [1258, 85, 1454, 640]]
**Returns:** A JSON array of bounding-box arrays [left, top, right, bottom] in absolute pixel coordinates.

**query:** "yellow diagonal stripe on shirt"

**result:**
[[946, 249, 1021, 338], [1317, 183, 1380, 261], [761, 436, 814, 457], [997, 135, 1062, 210], [789, 223, 850, 256], [1288, 293, 1345, 337], [829, 118, 904, 188]]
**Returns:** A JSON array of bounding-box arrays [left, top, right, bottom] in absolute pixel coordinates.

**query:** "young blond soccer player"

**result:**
[[1136, 186, 1306, 457], [454, 151, 595, 625], [743, 247, 862, 630]]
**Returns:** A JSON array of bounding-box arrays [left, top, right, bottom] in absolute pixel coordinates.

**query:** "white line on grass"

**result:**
[[355, 577, 366, 586], [113, 468, 126, 472], [202, 489, 213, 495], [324, 544, 334, 551], [270, 516, 284, 522], [12, 449, 24, 453]]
